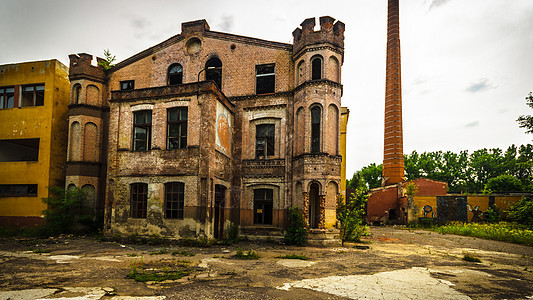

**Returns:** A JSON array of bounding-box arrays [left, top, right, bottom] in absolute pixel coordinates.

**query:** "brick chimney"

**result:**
[[383, 0, 405, 186]]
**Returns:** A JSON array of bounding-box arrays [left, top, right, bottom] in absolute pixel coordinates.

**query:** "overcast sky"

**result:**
[[1, 0, 532, 177]]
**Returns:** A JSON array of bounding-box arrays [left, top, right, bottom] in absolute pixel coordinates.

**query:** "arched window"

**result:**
[[311, 56, 323, 80], [311, 106, 321, 153], [328, 56, 340, 83], [72, 84, 81, 104], [130, 183, 148, 218], [165, 182, 184, 219], [168, 64, 183, 85], [69, 121, 81, 161], [81, 184, 96, 211], [205, 57, 222, 89]]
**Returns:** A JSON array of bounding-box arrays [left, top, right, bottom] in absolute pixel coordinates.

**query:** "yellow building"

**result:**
[[0, 60, 70, 226]]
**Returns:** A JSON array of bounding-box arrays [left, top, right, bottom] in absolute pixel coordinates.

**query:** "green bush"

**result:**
[[484, 206, 501, 223], [221, 222, 239, 245], [507, 197, 533, 227], [235, 248, 259, 260], [484, 175, 524, 193], [337, 189, 368, 245], [284, 207, 307, 246]]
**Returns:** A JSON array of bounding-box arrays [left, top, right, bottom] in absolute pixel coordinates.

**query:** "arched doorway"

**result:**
[[214, 184, 226, 239], [309, 182, 320, 228]]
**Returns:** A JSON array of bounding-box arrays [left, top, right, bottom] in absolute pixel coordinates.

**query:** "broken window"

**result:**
[[311, 56, 323, 80], [0, 184, 38, 197], [165, 182, 184, 219], [0, 86, 15, 109], [311, 106, 321, 153], [133, 110, 152, 151], [168, 64, 183, 85], [21, 84, 44, 107], [255, 64, 275, 94], [167, 107, 187, 149], [120, 80, 134, 90], [205, 58, 222, 90], [254, 189, 273, 225], [0, 138, 39, 162], [130, 183, 148, 218], [256, 124, 275, 159]]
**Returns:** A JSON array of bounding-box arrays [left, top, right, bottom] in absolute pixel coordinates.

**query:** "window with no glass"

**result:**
[[165, 182, 184, 219], [21, 84, 44, 107], [130, 183, 148, 218], [167, 107, 187, 149], [311, 106, 321, 153], [168, 64, 183, 85], [0, 184, 38, 197], [133, 110, 152, 151], [256, 124, 275, 159], [311, 56, 323, 80], [120, 80, 134, 90], [255, 64, 275, 94], [0, 86, 15, 109], [0, 138, 39, 162], [254, 188, 273, 225]]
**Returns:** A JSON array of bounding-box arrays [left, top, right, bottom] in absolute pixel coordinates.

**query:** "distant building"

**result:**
[[0, 60, 70, 226], [67, 17, 348, 240]]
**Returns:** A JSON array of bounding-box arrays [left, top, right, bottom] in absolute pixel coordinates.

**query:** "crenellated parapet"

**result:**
[[292, 16, 345, 55], [68, 53, 106, 83]]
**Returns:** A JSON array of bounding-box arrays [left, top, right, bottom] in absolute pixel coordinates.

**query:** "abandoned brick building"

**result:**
[[66, 17, 347, 239]]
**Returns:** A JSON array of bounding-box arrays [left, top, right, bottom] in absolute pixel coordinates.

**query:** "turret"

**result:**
[[292, 16, 345, 55]]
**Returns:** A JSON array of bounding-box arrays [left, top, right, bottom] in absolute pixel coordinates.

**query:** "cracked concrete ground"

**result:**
[[0, 226, 532, 299]]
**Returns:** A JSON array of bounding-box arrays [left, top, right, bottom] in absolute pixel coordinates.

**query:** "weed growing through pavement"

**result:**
[[275, 253, 308, 260], [172, 250, 195, 257], [127, 253, 138, 257], [128, 256, 190, 282], [31, 248, 51, 254], [462, 252, 482, 263], [235, 248, 259, 260], [150, 248, 169, 255]]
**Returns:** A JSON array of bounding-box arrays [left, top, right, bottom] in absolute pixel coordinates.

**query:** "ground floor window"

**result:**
[[130, 183, 148, 218], [165, 182, 184, 219], [254, 188, 273, 225]]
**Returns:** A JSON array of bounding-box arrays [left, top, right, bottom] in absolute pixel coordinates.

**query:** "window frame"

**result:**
[[167, 107, 188, 150], [253, 188, 273, 225], [168, 64, 183, 85], [120, 80, 135, 91], [0, 86, 15, 109], [205, 57, 222, 90], [164, 182, 184, 219], [255, 124, 275, 159], [0, 184, 38, 197], [130, 183, 148, 218], [255, 64, 275, 95], [311, 56, 323, 80], [21, 83, 45, 107], [132, 110, 152, 151]]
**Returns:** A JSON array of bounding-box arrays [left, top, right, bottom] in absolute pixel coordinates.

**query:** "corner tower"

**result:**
[[291, 17, 345, 230], [383, 0, 405, 186]]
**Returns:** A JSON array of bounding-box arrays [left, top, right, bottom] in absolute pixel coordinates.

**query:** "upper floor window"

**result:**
[[120, 80, 134, 90], [130, 183, 148, 218], [254, 188, 273, 225], [165, 182, 184, 219], [256, 124, 275, 159], [0, 184, 38, 197], [168, 64, 183, 85], [311, 106, 321, 153], [205, 57, 222, 90], [167, 107, 187, 149], [256, 64, 275, 94], [0, 138, 39, 162], [0, 86, 15, 109], [21, 84, 44, 107], [133, 110, 152, 151], [73, 84, 81, 104], [311, 56, 323, 80]]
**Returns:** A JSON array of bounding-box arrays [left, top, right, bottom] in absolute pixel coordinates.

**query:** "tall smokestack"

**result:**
[[383, 0, 405, 186]]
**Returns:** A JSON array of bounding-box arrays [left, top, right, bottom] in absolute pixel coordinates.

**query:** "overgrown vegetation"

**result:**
[[172, 250, 195, 257], [436, 222, 533, 246], [128, 257, 190, 282], [284, 206, 307, 246], [507, 196, 533, 227], [97, 49, 116, 70], [462, 252, 482, 263], [221, 222, 240, 245], [337, 190, 368, 245], [235, 248, 259, 260], [31, 248, 51, 254], [275, 253, 308, 260]]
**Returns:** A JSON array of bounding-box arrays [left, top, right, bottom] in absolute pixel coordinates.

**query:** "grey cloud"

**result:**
[[429, 0, 452, 10], [218, 15, 234, 32], [465, 121, 479, 128], [465, 78, 495, 93], [132, 17, 150, 30]]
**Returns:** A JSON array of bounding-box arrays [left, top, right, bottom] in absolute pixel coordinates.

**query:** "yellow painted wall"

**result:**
[[0, 60, 70, 221], [340, 107, 349, 198]]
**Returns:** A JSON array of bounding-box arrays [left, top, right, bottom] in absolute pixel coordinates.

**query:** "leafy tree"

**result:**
[[346, 171, 366, 190], [97, 49, 116, 70], [484, 174, 523, 193], [42, 186, 94, 235], [517, 92, 533, 135], [284, 207, 307, 246], [360, 163, 382, 189], [337, 190, 368, 245]]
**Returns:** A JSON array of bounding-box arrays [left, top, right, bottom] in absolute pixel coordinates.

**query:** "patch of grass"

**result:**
[[31, 248, 51, 254], [435, 222, 533, 246], [275, 253, 308, 260], [127, 257, 190, 283], [235, 248, 259, 260], [462, 252, 482, 263], [172, 250, 195, 257], [177, 237, 213, 248], [150, 248, 169, 255], [127, 253, 138, 257]]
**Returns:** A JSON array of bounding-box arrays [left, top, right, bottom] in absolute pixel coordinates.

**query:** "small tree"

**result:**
[[517, 92, 533, 135], [97, 49, 116, 70], [284, 206, 307, 246], [337, 189, 368, 245], [42, 186, 92, 234], [507, 196, 533, 228]]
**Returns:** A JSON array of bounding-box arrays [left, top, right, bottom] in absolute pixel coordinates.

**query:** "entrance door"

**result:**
[[214, 185, 226, 239], [254, 189, 273, 225], [309, 183, 320, 228]]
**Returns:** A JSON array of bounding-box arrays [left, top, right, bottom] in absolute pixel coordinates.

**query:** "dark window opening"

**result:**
[[130, 183, 148, 218], [0, 184, 38, 197], [167, 107, 187, 149], [256, 64, 275, 94], [0, 86, 15, 109], [0, 138, 39, 162], [133, 110, 152, 151], [168, 64, 183, 85], [256, 124, 275, 159], [73, 84, 81, 104], [311, 106, 321, 153], [120, 80, 134, 90], [254, 188, 273, 225], [311, 57, 322, 80], [165, 182, 184, 219], [205, 58, 222, 90], [21, 84, 44, 107]]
